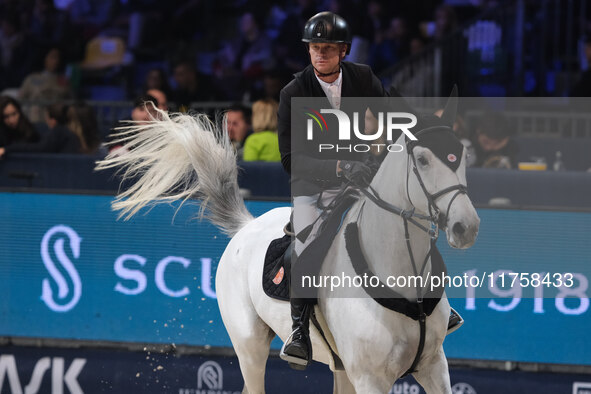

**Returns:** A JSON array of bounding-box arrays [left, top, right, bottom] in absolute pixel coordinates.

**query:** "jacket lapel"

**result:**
[[340, 63, 353, 98]]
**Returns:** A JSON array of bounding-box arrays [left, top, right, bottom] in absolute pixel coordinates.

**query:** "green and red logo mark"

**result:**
[[304, 107, 328, 133]]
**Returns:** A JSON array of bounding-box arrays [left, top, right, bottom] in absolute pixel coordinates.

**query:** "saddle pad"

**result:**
[[262, 189, 360, 301], [262, 234, 292, 301], [290, 192, 359, 299]]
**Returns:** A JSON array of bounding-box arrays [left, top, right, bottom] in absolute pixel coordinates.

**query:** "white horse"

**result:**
[[96, 97, 479, 394]]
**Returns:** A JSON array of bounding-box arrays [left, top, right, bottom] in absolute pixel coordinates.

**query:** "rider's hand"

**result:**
[[338, 160, 372, 188]]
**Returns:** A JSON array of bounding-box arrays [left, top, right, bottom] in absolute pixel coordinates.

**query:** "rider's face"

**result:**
[[309, 43, 345, 75]]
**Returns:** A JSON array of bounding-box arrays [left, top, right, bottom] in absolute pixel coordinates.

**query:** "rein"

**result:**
[[353, 128, 468, 377]]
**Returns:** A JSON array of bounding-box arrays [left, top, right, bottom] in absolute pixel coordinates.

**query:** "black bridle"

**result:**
[[360, 126, 468, 242], [356, 125, 468, 376]]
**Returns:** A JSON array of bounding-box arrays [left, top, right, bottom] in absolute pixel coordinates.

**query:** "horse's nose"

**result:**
[[452, 222, 465, 236]]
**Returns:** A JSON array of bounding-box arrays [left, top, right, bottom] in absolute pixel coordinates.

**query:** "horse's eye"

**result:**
[[417, 156, 428, 166]]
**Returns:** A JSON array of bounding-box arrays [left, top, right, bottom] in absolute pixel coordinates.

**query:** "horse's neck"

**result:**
[[357, 149, 432, 299]]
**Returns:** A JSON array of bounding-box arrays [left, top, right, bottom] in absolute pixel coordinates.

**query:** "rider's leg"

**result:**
[[280, 297, 313, 369], [281, 194, 319, 369], [282, 189, 346, 369]]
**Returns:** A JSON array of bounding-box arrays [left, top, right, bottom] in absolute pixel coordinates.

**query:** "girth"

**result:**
[[344, 222, 447, 378]]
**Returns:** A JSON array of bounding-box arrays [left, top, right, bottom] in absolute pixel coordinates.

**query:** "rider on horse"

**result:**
[[277, 11, 463, 370]]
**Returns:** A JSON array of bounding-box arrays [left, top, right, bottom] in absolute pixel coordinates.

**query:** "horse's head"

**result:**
[[404, 89, 480, 249]]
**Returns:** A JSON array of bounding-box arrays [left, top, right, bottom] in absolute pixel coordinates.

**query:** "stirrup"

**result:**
[[447, 307, 464, 335], [283, 222, 295, 236], [280, 330, 310, 370]]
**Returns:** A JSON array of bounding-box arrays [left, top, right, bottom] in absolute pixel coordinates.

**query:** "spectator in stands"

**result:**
[[67, 0, 118, 39], [0, 96, 40, 147], [472, 112, 518, 169], [423, 4, 458, 41], [273, 0, 316, 74], [571, 34, 591, 97], [0, 14, 29, 89], [131, 94, 159, 123], [0, 103, 81, 157], [367, 0, 388, 45], [107, 94, 158, 156], [410, 36, 426, 55], [216, 12, 275, 100], [28, 0, 69, 50], [143, 68, 170, 98], [67, 102, 100, 155], [170, 60, 218, 111], [146, 88, 168, 111], [243, 99, 280, 162], [370, 16, 411, 74], [19, 47, 72, 122], [250, 69, 288, 102], [225, 104, 251, 161]]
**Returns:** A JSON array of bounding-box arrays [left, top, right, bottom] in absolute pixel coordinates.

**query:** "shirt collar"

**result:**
[[315, 68, 342, 88]]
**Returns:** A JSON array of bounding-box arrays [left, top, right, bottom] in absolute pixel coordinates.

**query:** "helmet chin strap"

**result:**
[[313, 63, 341, 77]]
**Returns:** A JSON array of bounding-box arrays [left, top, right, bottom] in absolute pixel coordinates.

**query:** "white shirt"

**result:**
[[315, 69, 342, 109]]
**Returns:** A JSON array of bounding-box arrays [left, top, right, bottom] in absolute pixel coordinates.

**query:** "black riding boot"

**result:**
[[280, 297, 312, 370]]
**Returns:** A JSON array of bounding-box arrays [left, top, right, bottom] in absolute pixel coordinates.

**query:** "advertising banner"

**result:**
[[0, 192, 590, 365]]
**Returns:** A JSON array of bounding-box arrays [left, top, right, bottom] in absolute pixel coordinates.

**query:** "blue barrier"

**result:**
[[466, 168, 591, 207], [2, 153, 591, 207], [1, 345, 590, 394], [0, 154, 291, 198]]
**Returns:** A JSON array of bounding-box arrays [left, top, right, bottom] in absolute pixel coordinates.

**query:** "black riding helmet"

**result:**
[[302, 12, 352, 55]]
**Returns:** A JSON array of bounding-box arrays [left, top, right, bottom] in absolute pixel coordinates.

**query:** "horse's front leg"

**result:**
[[347, 374, 393, 394], [412, 347, 452, 394]]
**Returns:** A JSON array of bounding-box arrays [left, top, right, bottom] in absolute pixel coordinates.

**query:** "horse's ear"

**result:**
[[440, 85, 458, 128]]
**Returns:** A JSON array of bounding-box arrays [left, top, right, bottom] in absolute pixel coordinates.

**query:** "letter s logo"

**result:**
[[40, 225, 82, 312]]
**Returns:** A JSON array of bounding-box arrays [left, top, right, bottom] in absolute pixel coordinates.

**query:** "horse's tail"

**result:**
[[95, 109, 253, 237]]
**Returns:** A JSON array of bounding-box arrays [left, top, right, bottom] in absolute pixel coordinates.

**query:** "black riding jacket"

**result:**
[[278, 61, 411, 196]]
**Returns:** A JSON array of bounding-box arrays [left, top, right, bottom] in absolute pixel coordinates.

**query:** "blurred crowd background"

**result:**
[[1, 0, 591, 170]]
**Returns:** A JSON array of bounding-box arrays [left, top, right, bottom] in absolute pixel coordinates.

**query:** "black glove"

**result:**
[[339, 160, 372, 188], [363, 153, 382, 174]]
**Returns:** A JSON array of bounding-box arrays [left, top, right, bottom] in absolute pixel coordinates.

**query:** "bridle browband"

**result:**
[[354, 125, 468, 376]]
